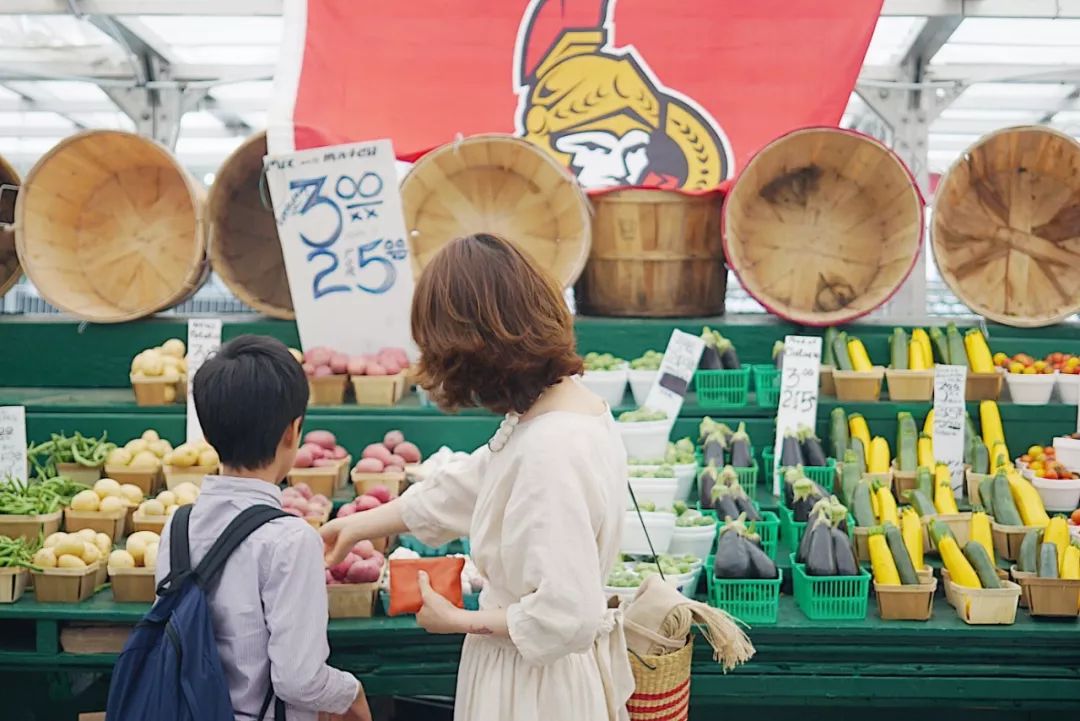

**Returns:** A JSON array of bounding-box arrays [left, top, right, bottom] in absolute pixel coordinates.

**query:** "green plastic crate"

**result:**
[[694, 369, 750, 408], [778, 503, 807, 551], [762, 449, 836, 493], [707, 567, 783, 624], [789, 553, 871, 620], [694, 452, 759, 498], [751, 364, 780, 408], [706, 507, 780, 559]]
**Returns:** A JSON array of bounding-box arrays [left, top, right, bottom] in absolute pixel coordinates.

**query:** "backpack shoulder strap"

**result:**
[[155, 504, 194, 596], [193, 504, 291, 589]]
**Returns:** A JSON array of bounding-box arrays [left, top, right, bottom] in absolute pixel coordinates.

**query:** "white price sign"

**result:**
[[0, 406, 27, 483], [186, 319, 223, 444], [642, 330, 705, 424], [933, 364, 968, 495], [265, 139, 416, 357], [772, 336, 822, 495]]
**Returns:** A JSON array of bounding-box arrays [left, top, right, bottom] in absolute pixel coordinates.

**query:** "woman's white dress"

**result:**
[[399, 410, 635, 721]]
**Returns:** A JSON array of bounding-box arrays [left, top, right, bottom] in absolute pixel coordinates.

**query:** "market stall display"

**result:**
[[628, 351, 663, 406], [128, 341, 187, 406], [289, 429, 351, 496], [0, 536, 35, 604], [580, 352, 629, 408], [107, 531, 160, 603]]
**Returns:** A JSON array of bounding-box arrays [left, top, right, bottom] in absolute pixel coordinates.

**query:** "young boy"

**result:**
[[155, 335, 371, 721]]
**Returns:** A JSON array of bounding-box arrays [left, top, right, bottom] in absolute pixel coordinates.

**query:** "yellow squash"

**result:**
[[923, 409, 934, 435], [875, 484, 898, 526], [1062, 544, 1080, 580], [901, 507, 924, 571], [1007, 471, 1049, 527], [911, 328, 933, 368], [990, 441, 1012, 473], [964, 331, 995, 374], [917, 434, 934, 468], [1044, 516, 1069, 573], [980, 401, 1004, 451], [934, 464, 959, 514], [868, 436, 891, 474], [969, 511, 994, 564], [868, 529, 900, 585], [849, 414, 871, 455], [847, 338, 874, 372], [908, 338, 927, 371], [939, 534, 981, 588]]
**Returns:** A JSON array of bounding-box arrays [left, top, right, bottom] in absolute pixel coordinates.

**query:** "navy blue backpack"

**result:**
[[107, 504, 289, 720]]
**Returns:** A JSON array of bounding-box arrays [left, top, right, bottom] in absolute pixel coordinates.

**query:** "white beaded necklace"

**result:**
[[487, 412, 520, 453]]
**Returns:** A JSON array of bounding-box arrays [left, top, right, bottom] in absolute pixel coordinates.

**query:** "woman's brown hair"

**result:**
[[411, 233, 583, 415]]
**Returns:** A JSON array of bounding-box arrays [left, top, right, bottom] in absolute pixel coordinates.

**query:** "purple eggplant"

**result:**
[[791, 477, 824, 522], [697, 463, 719, 510], [699, 327, 723, 370], [728, 423, 752, 467], [746, 537, 778, 579], [799, 425, 828, 467], [780, 431, 804, 467], [730, 480, 760, 521], [804, 520, 838, 577], [713, 525, 752, 578], [711, 485, 741, 522], [831, 527, 858, 576], [702, 432, 726, 467], [717, 336, 741, 370]]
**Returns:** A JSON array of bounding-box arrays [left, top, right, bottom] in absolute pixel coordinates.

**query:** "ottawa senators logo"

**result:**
[[514, 0, 733, 191]]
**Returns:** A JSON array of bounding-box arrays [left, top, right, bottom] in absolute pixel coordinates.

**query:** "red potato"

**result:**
[[353, 457, 385, 473], [377, 355, 402, 375], [330, 353, 349, 374], [386, 454, 406, 469], [370, 550, 385, 569], [313, 365, 334, 378], [362, 444, 394, 464], [286, 497, 310, 514], [310, 494, 332, 508], [392, 441, 421, 463], [313, 458, 338, 468], [304, 430, 337, 450], [293, 448, 314, 468], [352, 540, 375, 559], [383, 430, 405, 449], [354, 494, 382, 512], [346, 559, 382, 584], [366, 485, 391, 504], [293, 482, 313, 500], [379, 347, 410, 365], [365, 362, 388, 377], [325, 569, 334, 584], [336, 503, 357, 518], [305, 347, 332, 367], [332, 445, 348, 460], [330, 553, 359, 581], [284, 507, 303, 517], [282, 486, 301, 499], [346, 356, 367, 376], [302, 363, 316, 378]]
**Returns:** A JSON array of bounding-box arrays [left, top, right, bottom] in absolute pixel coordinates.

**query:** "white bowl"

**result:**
[[604, 567, 698, 603], [667, 523, 717, 560], [627, 476, 678, 508], [627, 369, 659, 407], [1057, 373, 1080, 404], [1053, 436, 1080, 472], [672, 463, 696, 503], [581, 367, 629, 408], [1031, 475, 1080, 513], [616, 419, 671, 463], [621, 511, 675, 555], [1004, 371, 1056, 405]]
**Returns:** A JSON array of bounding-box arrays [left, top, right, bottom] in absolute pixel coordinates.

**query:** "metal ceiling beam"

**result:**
[[0, 96, 267, 114], [0, 58, 273, 84], [861, 63, 1080, 84], [882, 0, 1080, 18], [0, 124, 243, 138], [1, 0, 282, 15]]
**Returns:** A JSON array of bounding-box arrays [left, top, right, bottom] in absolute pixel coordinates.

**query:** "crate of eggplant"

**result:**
[[694, 328, 749, 408], [697, 418, 758, 494], [699, 467, 780, 560], [779, 470, 843, 552], [750, 341, 785, 408], [709, 518, 782, 624], [790, 497, 869, 620], [764, 426, 834, 492]]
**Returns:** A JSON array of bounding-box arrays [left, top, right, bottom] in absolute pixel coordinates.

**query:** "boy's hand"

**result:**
[[415, 571, 466, 634], [319, 518, 357, 566], [343, 685, 372, 721]]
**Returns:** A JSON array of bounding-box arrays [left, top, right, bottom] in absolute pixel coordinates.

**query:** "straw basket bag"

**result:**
[[207, 131, 294, 319], [723, 128, 923, 325], [932, 126, 1080, 327], [627, 640, 693, 721], [401, 134, 591, 288], [15, 130, 206, 322], [0, 154, 21, 297]]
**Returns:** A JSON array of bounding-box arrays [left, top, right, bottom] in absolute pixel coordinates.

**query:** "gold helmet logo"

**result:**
[[514, 0, 732, 191]]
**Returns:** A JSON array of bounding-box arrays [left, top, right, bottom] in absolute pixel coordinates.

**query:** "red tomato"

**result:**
[[1071, 509, 1080, 525]]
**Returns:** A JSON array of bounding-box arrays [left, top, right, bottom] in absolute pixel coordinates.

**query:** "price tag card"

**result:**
[[0, 406, 27, 483], [186, 319, 223, 444], [933, 364, 968, 494], [265, 139, 417, 357], [642, 330, 705, 424], [772, 336, 822, 495]]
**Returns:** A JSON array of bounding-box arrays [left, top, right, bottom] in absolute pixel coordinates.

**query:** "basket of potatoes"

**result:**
[[108, 530, 161, 603], [65, 478, 136, 541], [133, 482, 201, 534], [163, 441, 220, 489], [130, 338, 187, 406], [105, 430, 172, 495], [31, 529, 111, 602]]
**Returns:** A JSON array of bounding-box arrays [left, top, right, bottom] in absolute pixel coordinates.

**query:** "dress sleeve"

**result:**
[[398, 446, 487, 547], [504, 428, 610, 665]]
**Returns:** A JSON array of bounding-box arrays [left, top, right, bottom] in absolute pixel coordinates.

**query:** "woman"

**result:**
[[321, 233, 634, 721]]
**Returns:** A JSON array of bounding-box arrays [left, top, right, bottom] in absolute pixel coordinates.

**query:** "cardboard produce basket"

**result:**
[[64, 507, 126, 541], [885, 368, 934, 401], [966, 469, 990, 507], [0, 510, 62, 543], [819, 365, 836, 397], [991, 521, 1041, 562], [916, 566, 934, 585], [164, 464, 217, 489], [110, 566, 157, 603], [327, 582, 379, 619], [351, 372, 407, 406], [929, 512, 973, 551], [309, 375, 348, 406], [965, 370, 1003, 401], [305, 507, 331, 530], [852, 526, 871, 563], [890, 463, 918, 500], [874, 578, 937, 621], [104, 465, 162, 496], [287, 466, 338, 498], [130, 510, 168, 535], [32, 563, 100, 603], [335, 456, 352, 489], [832, 368, 885, 402], [130, 376, 184, 406], [0, 567, 29, 604], [944, 576, 1021, 625], [1010, 566, 1036, 608], [55, 462, 103, 484], [352, 470, 406, 498], [1023, 576, 1080, 618]]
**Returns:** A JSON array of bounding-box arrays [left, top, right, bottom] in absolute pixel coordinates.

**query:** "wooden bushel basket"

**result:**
[[208, 131, 293, 319], [401, 134, 591, 289], [723, 128, 923, 325], [932, 126, 1080, 328], [0, 155, 22, 297], [578, 189, 727, 317], [15, 130, 207, 323]]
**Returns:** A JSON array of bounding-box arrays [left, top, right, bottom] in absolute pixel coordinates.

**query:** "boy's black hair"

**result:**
[[193, 334, 308, 470]]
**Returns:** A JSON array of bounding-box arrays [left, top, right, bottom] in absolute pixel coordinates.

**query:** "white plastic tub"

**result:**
[[581, 367, 628, 408], [1004, 372, 1056, 405], [617, 419, 671, 463], [1054, 436, 1080, 472], [621, 511, 675, 555], [672, 463, 696, 503], [1056, 373, 1080, 405], [627, 369, 658, 407], [627, 476, 678, 508], [667, 523, 717, 560], [1032, 475, 1080, 513]]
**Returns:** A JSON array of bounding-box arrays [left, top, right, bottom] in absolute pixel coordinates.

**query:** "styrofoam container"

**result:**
[[1004, 371, 1056, 405], [628, 369, 658, 407], [616, 419, 671, 462], [672, 463, 696, 502], [1054, 436, 1080, 472], [605, 568, 697, 604], [1031, 475, 1080, 513], [1056, 373, 1080, 404], [581, 367, 628, 408], [621, 511, 675, 555], [667, 523, 718, 560], [628, 476, 678, 508]]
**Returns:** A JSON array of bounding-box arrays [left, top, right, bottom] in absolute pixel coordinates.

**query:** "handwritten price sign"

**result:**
[[265, 139, 416, 356], [772, 336, 822, 495], [186, 319, 222, 445], [0, 406, 27, 484], [933, 364, 968, 495], [642, 330, 705, 423]]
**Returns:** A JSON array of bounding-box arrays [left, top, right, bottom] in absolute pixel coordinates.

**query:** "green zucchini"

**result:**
[[890, 328, 909, 370], [851, 481, 876, 527], [946, 323, 967, 368], [916, 466, 933, 500], [840, 450, 860, 505], [929, 326, 950, 364], [896, 412, 918, 472], [908, 489, 936, 518], [1039, 543, 1059, 579], [830, 407, 849, 461], [823, 326, 838, 367], [885, 522, 919, 584], [1018, 529, 1042, 574], [833, 331, 853, 371], [971, 440, 989, 475], [991, 470, 1023, 526], [978, 476, 995, 517], [963, 541, 1002, 588], [850, 436, 867, 475]]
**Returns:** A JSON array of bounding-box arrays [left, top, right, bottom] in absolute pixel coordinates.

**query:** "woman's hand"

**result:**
[[319, 500, 409, 566], [415, 571, 468, 634], [319, 517, 360, 566]]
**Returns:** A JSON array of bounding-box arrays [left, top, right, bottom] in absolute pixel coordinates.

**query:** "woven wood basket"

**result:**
[[627, 639, 692, 721], [15, 130, 206, 322], [401, 134, 590, 288], [0, 154, 21, 296], [578, 189, 727, 317], [723, 128, 923, 325], [207, 131, 293, 319], [932, 126, 1080, 327]]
